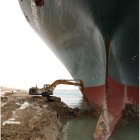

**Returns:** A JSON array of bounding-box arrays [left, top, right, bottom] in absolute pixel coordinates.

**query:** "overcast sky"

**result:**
[[0, 1, 72, 89]]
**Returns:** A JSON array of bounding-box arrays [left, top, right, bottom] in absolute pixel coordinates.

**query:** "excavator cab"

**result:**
[[43, 84, 48, 89]]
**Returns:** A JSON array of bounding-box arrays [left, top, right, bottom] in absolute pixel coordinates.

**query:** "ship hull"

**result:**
[[18, 0, 139, 139], [88, 76, 138, 140]]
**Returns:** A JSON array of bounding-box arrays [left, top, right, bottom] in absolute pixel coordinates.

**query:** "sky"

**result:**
[[0, 1, 72, 90]]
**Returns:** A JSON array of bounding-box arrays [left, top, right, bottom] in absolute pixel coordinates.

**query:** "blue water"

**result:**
[[54, 90, 139, 140]]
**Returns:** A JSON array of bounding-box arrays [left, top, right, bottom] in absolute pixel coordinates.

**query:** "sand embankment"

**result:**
[[1, 89, 82, 140]]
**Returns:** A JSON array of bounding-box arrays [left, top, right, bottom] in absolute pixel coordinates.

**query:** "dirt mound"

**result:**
[[1, 96, 64, 140], [1, 94, 85, 140], [1, 90, 101, 140]]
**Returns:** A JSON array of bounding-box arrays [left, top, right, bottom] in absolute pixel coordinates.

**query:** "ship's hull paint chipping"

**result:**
[[18, 0, 139, 139]]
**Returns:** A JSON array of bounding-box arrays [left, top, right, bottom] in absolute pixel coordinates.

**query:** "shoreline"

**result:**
[[1, 88, 138, 140], [1, 90, 99, 140]]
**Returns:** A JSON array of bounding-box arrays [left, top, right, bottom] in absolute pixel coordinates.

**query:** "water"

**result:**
[[63, 118, 97, 140], [109, 120, 139, 140], [54, 90, 139, 140], [54, 90, 83, 108]]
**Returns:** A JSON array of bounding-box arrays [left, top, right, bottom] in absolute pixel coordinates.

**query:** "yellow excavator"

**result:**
[[29, 79, 85, 97]]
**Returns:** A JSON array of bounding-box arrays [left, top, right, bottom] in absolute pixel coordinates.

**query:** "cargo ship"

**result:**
[[18, 0, 139, 139]]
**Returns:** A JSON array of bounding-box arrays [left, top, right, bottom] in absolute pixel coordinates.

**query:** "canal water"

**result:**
[[54, 90, 139, 140]]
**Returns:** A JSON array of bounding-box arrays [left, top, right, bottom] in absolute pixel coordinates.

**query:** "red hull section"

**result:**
[[84, 76, 139, 140], [84, 77, 139, 108], [84, 85, 105, 108]]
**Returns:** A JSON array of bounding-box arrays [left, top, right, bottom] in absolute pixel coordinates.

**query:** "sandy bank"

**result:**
[[1, 91, 87, 140]]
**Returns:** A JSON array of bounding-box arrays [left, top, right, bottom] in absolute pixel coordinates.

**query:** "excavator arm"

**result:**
[[29, 79, 85, 97], [47, 79, 83, 90], [29, 79, 89, 108]]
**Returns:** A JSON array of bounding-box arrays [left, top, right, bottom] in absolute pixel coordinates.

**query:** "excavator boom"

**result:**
[[29, 79, 85, 97]]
